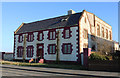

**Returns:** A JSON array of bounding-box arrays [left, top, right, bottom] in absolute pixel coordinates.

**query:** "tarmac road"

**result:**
[[0, 64, 120, 78]]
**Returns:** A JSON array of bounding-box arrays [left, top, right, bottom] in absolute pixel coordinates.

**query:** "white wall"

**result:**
[[14, 26, 78, 61]]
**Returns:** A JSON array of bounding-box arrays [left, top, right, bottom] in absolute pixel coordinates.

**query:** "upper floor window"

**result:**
[[37, 31, 44, 41], [48, 29, 56, 40], [102, 27, 104, 38], [48, 44, 56, 54], [85, 17, 86, 23], [27, 32, 34, 42], [62, 27, 72, 39], [97, 24, 100, 36], [83, 29, 88, 39], [27, 45, 34, 57], [18, 34, 23, 43], [106, 29, 108, 39], [62, 43, 72, 54], [17, 46, 23, 57]]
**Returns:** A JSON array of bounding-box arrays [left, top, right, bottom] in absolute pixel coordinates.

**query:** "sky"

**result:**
[[2, 2, 118, 52]]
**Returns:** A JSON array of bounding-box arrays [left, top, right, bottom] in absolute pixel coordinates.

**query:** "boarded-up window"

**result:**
[[84, 29, 88, 39], [106, 29, 108, 39], [97, 24, 100, 36], [102, 27, 104, 38], [109, 31, 112, 40]]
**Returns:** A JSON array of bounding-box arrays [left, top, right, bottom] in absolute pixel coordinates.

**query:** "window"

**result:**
[[27, 46, 34, 57], [48, 44, 56, 54], [106, 29, 108, 39], [62, 43, 72, 54], [48, 30, 56, 40], [109, 31, 112, 40], [62, 27, 71, 39], [18, 34, 23, 43], [37, 31, 44, 41], [97, 24, 100, 36], [102, 27, 104, 38], [27, 32, 34, 42], [83, 29, 88, 39], [17, 46, 23, 57]]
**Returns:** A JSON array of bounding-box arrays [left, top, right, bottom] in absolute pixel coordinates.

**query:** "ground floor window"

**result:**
[[48, 44, 56, 54], [27, 45, 34, 57], [17, 46, 23, 57], [62, 43, 72, 54]]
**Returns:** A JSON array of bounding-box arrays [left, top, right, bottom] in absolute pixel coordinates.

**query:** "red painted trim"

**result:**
[[47, 44, 56, 54], [62, 27, 72, 39], [26, 45, 34, 57], [13, 34, 16, 59], [47, 29, 56, 40], [37, 31, 44, 41], [27, 32, 34, 42], [15, 25, 78, 35], [17, 46, 23, 57], [62, 43, 73, 54], [37, 43, 44, 59], [18, 34, 23, 43]]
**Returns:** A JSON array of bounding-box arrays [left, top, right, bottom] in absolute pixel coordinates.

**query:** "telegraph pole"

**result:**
[[23, 34, 26, 62], [56, 30, 60, 63]]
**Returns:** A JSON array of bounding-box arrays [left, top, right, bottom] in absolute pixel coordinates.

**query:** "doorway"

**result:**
[[37, 44, 44, 59]]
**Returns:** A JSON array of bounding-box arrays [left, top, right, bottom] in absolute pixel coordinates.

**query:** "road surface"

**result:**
[[0, 64, 120, 78]]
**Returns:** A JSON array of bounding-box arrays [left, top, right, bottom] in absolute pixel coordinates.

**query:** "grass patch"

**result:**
[[0, 61, 86, 70]]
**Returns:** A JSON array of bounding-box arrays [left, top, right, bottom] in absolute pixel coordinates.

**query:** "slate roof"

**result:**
[[15, 12, 82, 34]]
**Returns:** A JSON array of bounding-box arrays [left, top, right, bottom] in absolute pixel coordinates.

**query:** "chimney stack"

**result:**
[[68, 9, 75, 15]]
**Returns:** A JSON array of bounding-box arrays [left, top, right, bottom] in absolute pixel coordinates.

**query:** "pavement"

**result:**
[[0, 64, 120, 78]]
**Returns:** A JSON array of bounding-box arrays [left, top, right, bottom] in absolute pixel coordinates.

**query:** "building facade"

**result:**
[[14, 10, 113, 64]]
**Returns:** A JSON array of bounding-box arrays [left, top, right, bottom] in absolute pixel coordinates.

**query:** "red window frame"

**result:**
[[48, 44, 56, 54], [62, 27, 72, 39], [62, 43, 73, 54], [37, 31, 44, 41], [17, 46, 23, 57], [47, 29, 56, 40], [27, 45, 34, 57], [27, 32, 34, 42], [18, 34, 23, 43]]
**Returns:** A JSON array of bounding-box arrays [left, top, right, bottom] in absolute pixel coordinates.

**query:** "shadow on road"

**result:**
[[2, 66, 120, 78]]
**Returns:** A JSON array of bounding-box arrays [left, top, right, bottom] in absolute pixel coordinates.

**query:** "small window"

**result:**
[[62, 43, 72, 54], [84, 29, 88, 39], [83, 44, 88, 48], [65, 29, 70, 38], [17, 46, 23, 57], [48, 30, 56, 40], [85, 17, 86, 23], [27, 46, 34, 57], [48, 44, 56, 54], [18, 34, 23, 43], [27, 33, 34, 42], [63, 27, 71, 39], [37, 31, 43, 41]]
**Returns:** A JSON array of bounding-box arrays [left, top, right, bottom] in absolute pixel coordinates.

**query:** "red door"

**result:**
[[37, 44, 44, 59]]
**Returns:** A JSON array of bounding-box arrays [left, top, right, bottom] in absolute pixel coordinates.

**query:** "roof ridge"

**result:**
[[25, 12, 82, 25]]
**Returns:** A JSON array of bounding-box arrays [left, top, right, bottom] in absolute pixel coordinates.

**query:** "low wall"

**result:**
[[88, 60, 120, 72], [4, 53, 13, 61]]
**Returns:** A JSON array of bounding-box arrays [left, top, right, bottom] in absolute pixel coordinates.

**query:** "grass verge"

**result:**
[[0, 61, 86, 70]]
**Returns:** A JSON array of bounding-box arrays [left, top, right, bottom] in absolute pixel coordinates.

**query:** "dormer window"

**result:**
[[62, 27, 72, 39], [48, 29, 56, 40], [27, 32, 34, 42], [18, 34, 23, 43], [37, 31, 44, 41]]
